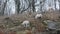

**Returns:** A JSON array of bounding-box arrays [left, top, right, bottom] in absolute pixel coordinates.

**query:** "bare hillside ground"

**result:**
[[0, 11, 60, 34], [43, 11, 60, 21]]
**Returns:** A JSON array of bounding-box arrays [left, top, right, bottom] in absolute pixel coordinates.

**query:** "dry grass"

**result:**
[[0, 10, 60, 34], [43, 11, 60, 21]]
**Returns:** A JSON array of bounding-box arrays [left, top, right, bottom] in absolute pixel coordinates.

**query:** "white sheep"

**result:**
[[47, 7, 54, 11], [35, 14, 43, 19], [21, 20, 30, 28]]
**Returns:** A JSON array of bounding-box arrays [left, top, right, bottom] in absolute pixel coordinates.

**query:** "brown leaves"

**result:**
[[43, 11, 60, 21]]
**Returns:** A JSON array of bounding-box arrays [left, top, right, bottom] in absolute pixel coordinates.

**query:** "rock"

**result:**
[[43, 20, 60, 30]]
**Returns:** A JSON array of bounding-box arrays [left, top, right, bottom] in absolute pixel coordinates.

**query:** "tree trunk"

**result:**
[[32, 0, 35, 12], [15, 0, 20, 14], [58, 0, 60, 10], [54, 0, 56, 10], [1, 0, 7, 15]]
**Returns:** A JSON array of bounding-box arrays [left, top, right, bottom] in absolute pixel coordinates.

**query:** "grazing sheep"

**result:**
[[35, 14, 43, 19], [47, 7, 54, 11], [21, 20, 30, 28]]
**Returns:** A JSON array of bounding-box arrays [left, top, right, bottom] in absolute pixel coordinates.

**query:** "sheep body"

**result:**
[[47, 7, 54, 11], [21, 20, 30, 28], [35, 14, 43, 19]]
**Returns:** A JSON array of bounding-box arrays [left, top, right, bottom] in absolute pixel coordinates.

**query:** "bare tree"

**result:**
[[40, 0, 45, 11], [32, 0, 35, 12], [15, 0, 20, 14], [58, 0, 60, 10], [20, 0, 31, 13], [54, 0, 56, 10], [1, 0, 8, 15]]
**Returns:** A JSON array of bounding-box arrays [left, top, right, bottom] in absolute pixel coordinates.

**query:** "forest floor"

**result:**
[[0, 11, 60, 34]]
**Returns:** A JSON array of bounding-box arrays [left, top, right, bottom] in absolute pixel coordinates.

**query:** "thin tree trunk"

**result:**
[[21, 0, 31, 13], [1, 0, 7, 15], [15, 0, 20, 14], [32, 0, 35, 12], [58, 0, 60, 10], [54, 0, 56, 10]]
